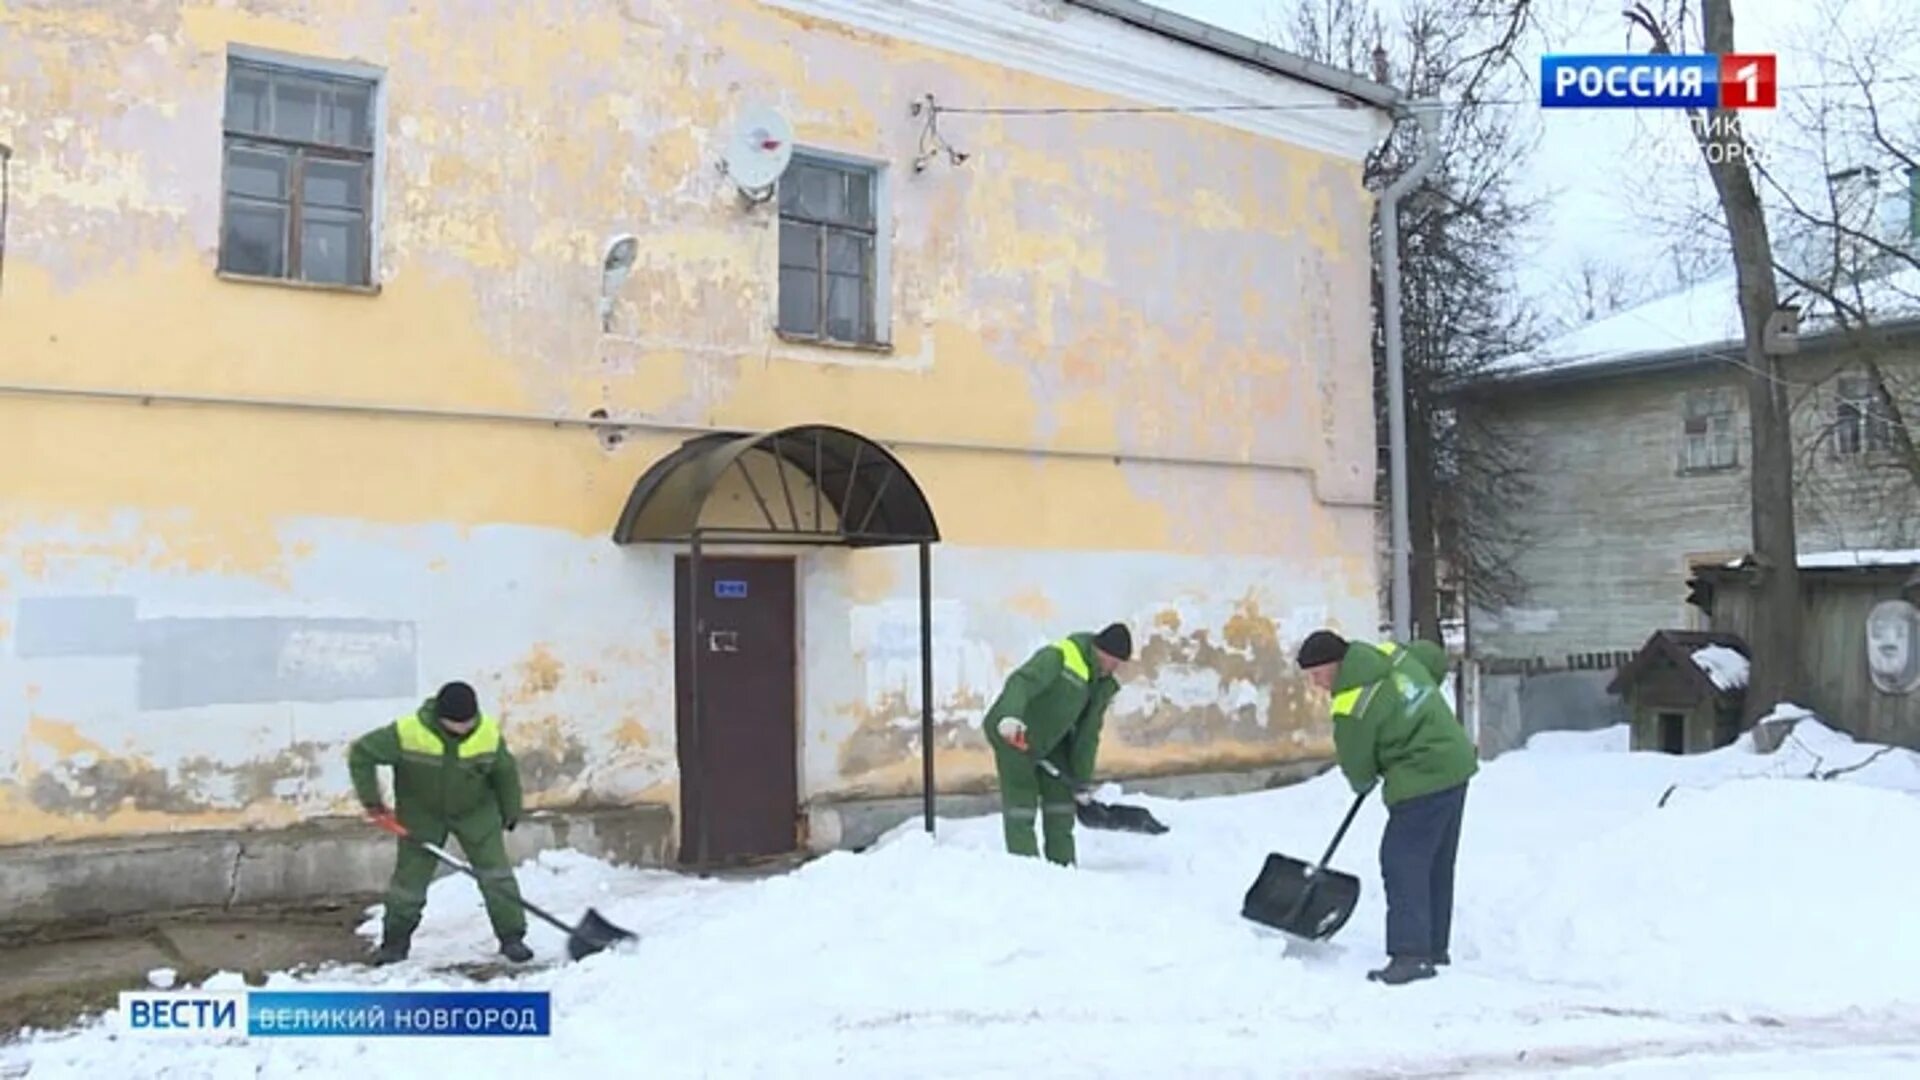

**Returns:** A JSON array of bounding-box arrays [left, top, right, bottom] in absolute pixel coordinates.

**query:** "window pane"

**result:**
[[225, 143, 288, 199], [825, 229, 869, 276], [779, 267, 821, 335], [226, 69, 269, 133], [781, 162, 836, 220], [846, 169, 874, 228], [220, 199, 288, 277], [779, 222, 819, 271], [303, 157, 367, 210], [272, 75, 325, 142], [300, 209, 365, 285], [327, 82, 374, 149], [826, 272, 869, 343]]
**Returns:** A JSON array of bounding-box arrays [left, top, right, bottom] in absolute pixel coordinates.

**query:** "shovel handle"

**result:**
[[1313, 786, 1374, 873], [375, 818, 581, 941]]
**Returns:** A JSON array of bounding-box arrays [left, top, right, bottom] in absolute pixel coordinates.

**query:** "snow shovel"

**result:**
[[1240, 786, 1372, 941], [1037, 759, 1170, 835], [372, 816, 637, 961]]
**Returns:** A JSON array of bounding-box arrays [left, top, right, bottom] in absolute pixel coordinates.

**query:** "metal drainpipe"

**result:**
[[1379, 102, 1441, 642]]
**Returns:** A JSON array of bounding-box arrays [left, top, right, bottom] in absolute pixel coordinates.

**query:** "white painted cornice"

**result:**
[[758, 0, 1393, 162]]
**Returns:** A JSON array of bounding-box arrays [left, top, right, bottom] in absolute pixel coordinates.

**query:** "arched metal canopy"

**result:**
[[612, 424, 940, 548]]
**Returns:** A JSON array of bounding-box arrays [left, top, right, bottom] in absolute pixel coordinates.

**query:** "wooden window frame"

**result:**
[[218, 55, 378, 292], [775, 153, 884, 349], [1834, 374, 1895, 458], [1680, 387, 1739, 473]]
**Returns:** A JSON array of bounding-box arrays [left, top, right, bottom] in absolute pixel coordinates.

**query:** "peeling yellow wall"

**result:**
[[0, 0, 1383, 847]]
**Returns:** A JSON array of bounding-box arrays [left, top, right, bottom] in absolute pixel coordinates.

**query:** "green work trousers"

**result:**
[[989, 738, 1078, 866], [382, 813, 527, 943]]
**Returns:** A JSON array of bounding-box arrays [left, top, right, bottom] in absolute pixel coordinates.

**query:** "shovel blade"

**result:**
[[1076, 800, 1170, 834], [566, 907, 638, 961], [1240, 853, 1361, 941]]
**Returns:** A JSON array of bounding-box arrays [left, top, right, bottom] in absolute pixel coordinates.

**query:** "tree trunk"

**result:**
[[1699, 0, 1803, 724]]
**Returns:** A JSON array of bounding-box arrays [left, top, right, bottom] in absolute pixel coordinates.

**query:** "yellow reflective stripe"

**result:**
[[395, 713, 502, 759], [1330, 687, 1364, 718], [1054, 639, 1090, 682], [396, 714, 439, 756], [463, 716, 502, 758]]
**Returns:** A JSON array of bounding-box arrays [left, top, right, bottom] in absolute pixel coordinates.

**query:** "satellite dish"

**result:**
[[721, 106, 794, 200]]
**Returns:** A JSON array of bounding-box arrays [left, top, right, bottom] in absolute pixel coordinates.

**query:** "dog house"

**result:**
[[1608, 630, 1750, 754]]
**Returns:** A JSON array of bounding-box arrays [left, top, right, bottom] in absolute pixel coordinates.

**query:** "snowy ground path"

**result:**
[[9, 720, 1920, 1077]]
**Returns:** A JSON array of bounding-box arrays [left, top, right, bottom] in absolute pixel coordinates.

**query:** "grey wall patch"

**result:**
[[13, 596, 141, 658], [137, 618, 418, 710]]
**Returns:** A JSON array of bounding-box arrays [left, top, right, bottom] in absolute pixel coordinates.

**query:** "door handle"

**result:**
[[709, 630, 739, 653]]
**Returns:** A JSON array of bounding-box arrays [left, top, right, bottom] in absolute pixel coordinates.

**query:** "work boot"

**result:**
[[1367, 956, 1436, 986], [498, 937, 534, 963], [372, 935, 411, 966]]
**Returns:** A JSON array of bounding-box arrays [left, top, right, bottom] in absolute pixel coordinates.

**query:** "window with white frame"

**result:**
[[219, 53, 377, 287], [1680, 387, 1738, 472], [1835, 374, 1895, 456], [777, 154, 880, 346]]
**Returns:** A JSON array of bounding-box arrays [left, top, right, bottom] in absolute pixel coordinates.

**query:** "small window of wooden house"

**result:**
[[1680, 388, 1738, 472], [1835, 374, 1895, 457]]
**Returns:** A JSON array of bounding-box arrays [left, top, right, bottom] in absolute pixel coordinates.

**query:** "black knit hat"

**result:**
[[435, 680, 479, 722], [1294, 630, 1350, 670], [1092, 622, 1133, 662]]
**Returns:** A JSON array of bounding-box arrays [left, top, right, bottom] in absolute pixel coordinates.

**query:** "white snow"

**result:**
[[1796, 548, 1920, 569], [143, 968, 176, 990], [1724, 549, 1920, 570], [1496, 272, 1749, 376], [1491, 267, 1920, 380], [1524, 724, 1631, 755], [15, 720, 1920, 1077], [1759, 701, 1819, 726], [1691, 645, 1751, 692]]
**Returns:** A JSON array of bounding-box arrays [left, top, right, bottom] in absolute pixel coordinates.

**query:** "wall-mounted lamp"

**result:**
[[599, 233, 638, 332]]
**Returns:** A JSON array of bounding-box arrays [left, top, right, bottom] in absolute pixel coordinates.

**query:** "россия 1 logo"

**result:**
[[1540, 54, 1776, 109]]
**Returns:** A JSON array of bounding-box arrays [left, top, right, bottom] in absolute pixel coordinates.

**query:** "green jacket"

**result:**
[[983, 633, 1118, 782], [348, 699, 523, 830], [1330, 640, 1477, 806]]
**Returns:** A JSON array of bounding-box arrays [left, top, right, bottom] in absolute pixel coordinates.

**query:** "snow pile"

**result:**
[[1740, 715, 1920, 793], [16, 720, 1920, 1076], [1691, 644, 1750, 691], [1491, 776, 1920, 1012], [1524, 724, 1630, 755], [1757, 702, 1818, 726]]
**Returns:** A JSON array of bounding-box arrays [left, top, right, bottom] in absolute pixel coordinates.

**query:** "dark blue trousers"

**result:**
[[1379, 781, 1468, 961]]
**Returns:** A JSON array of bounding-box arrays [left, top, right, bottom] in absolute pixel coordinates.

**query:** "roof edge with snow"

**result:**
[[1452, 314, 1920, 395]]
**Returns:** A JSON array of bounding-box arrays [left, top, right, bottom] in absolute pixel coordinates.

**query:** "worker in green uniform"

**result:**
[[349, 680, 532, 965], [982, 622, 1133, 866], [1294, 629, 1478, 986]]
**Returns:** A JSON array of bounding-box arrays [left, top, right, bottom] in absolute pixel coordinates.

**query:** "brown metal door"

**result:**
[[674, 555, 799, 865]]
